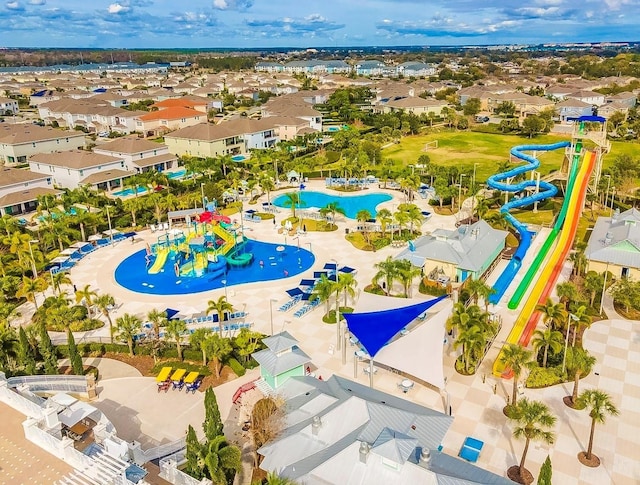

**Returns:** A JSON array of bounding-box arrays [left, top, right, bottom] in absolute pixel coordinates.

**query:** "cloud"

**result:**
[[376, 15, 521, 38], [5, 1, 23, 10], [108, 3, 130, 14], [27, 0, 45, 4], [212, 0, 252, 11], [246, 13, 344, 36]]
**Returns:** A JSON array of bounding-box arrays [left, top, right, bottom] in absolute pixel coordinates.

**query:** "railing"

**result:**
[[7, 375, 89, 394], [160, 451, 212, 485], [140, 437, 186, 463]]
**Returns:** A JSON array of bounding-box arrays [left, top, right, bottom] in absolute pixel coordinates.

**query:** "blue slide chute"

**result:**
[[487, 141, 570, 304]]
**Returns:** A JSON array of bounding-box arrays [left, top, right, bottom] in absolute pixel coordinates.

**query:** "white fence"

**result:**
[[160, 451, 212, 485]]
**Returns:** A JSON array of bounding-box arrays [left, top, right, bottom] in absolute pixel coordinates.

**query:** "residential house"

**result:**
[[487, 92, 555, 118], [585, 208, 640, 280], [457, 86, 493, 110], [598, 101, 629, 120], [93, 138, 178, 174], [395, 220, 508, 283], [0, 97, 19, 114], [0, 124, 86, 165], [261, 98, 323, 131], [355, 60, 387, 77], [258, 374, 512, 485], [556, 99, 593, 123], [0, 166, 59, 216], [37, 99, 144, 134], [134, 107, 204, 138], [29, 150, 132, 191], [151, 96, 215, 114], [565, 90, 606, 107], [396, 62, 437, 77], [606, 91, 637, 109], [255, 62, 284, 73], [381, 97, 448, 116]]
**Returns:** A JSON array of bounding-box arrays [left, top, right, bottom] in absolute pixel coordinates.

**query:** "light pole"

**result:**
[[603, 174, 611, 211], [561, 312, 579, 374], [221, 279, 228, 299], [269, 298, 277, 336], [609, 187, 616, 217], [472, 163, 479, 218], [458, 174, 466, 214], [200, 182, 206, 210], [599, 262, 610, 315], [331, 258, 342, 351], [28, 239, 39, 278]]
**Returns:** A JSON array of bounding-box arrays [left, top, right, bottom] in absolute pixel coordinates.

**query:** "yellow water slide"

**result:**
[[212, 224, 236, 256], [492, 150, 596, 377], [148, 247, 169, 274]]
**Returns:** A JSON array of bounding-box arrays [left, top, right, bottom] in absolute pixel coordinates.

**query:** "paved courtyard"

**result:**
[[49, 180, 640, 484]]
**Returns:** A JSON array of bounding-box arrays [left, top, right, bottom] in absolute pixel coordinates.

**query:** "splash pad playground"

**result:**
[[114, 211, 315, 295]]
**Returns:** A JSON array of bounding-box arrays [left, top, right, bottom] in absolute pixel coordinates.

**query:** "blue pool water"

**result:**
[[113, 186, 148, 197], [272, 191, 392, 219], [232, 154, 248, 162], [166, 169, 188, 179], [114, 239, 315, 295]]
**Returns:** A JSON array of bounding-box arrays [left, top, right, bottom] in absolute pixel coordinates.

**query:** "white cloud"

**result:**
[[28, 0, 45, 5], [212, 0, 252, 11], [6, 1, 22, 9], [108, 3, 129, 14]]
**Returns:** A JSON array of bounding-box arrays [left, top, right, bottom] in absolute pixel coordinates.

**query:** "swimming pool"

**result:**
[[272, 191, 392, 219], [114, 239, 315, 295], [166, 169, 188, 180], [231, 154, 248, 162], [325, 125, 348, 132], [113, 186, 148, 197]]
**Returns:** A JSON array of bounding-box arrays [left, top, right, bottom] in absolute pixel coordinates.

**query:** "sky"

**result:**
[[1, 0, 639, 49]]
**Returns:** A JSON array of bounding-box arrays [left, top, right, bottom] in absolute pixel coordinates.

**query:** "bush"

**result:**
[[58, 342, 126, 357], [419, 280, 448, 296], [526, 366, 564, 388], [364, 284, 386, 296], [86, 366, 99, 382], [227, 357, 246, 376]]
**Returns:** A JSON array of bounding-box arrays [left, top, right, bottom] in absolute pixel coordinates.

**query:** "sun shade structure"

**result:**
[[286, 288, 304, 297], [299, 279, 316, 287], [164, 308, 180, 319], [344, 295, 447, 358]]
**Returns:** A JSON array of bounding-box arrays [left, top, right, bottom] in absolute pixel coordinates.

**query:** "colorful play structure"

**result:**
[[490, 115, 608, 378], [146, 211, 253, 279]]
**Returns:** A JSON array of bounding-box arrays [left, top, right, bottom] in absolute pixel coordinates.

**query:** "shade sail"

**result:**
[[344, 295, 447, 358], [323, 262, 338, 270], [313, 271, 327, 279], [299, 279, 316, 287], [374, 300, 452, 389], [339, 266, 356, 273], [164, 308, 180, 319]]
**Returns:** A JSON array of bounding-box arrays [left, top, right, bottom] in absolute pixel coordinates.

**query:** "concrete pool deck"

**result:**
[[32, 180, 640, 483]]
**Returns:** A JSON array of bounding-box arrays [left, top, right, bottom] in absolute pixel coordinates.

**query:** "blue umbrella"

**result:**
[[286, 288, 304, 297]]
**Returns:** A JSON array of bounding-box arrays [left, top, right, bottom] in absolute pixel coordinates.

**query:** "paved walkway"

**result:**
[[57, 357, 142, 380], [56, 181, 639, 483]]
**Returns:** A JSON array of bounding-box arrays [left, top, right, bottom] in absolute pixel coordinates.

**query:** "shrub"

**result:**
[[419, 280, 448, 296], [526, 366, 564, 388], [227, 357, 246, 377], [85, 366, 99, 382]]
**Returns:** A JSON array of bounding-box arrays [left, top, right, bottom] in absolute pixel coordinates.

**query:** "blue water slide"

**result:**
[[487, 141, 570, 304]]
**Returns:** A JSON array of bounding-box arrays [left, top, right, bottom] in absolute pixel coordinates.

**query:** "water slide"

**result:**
[[493, 150, 596, 377], [487, 142, 570, 304], [508, 139, 583, 309], [212, 223, 237, 256], [148, 247, 169, 274]]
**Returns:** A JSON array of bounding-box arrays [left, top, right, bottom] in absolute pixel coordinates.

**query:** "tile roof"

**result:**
[[137, 107, 203, 121], [0, 187, 60, 207], [95, 137, 167, 154], [80, 169, 136, 185], [0, 167, 50, 187], [0, 124, 85, 145], [30, 150, 122, 170]]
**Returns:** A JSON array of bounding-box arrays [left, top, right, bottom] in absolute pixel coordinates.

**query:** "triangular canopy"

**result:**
[[344, 295, 446, 357]]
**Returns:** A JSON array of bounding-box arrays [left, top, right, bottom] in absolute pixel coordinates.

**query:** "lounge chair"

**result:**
[[278, 295, 301, 312], [163, 222, 170, 231], [150, 224, 157, 232]]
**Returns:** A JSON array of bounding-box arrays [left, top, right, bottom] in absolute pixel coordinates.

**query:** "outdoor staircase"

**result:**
[[254, 378, 275, 397], [56, 450, 130, 485]]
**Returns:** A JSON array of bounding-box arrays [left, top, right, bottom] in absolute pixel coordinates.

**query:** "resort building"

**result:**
[[93, 138, 178, 174], [29, 150, 132, 191], [0, 96, 19, 114], [134, 107, 205, 138], [252, 331, 311, 390], [258, 375, 512, 485], [380, 96, 448, 116], [396, 220, 508, 284], [0, 166, 59, 216], [0, 124, 86, 165], [585, 208, 640, 279]]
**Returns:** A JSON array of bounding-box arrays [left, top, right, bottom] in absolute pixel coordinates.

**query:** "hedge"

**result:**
[[227, 357, 246, 377], [526, 366, 564, 388]]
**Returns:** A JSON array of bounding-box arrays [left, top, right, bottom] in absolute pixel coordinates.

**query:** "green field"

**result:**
[[383, 129, 638, 183]]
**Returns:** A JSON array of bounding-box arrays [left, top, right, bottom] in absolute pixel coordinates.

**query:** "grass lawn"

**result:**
[[383, 129, 633, 183]]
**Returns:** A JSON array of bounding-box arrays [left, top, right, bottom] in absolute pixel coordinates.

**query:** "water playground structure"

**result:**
[[486, 116, 609, 378], [147, 211, 253, 279]]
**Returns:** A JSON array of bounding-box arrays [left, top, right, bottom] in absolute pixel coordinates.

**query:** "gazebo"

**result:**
[[252, 331, 311, 390]]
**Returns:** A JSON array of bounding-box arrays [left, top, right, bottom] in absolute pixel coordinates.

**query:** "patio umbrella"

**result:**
[[299, 279, 316, 287], [313, 271, 327, 279], [164, 308, 180, 320], [60, 248, 78, 256], [103, 229, 121, 236], [323, 262, 338, 270], [339, 266, 356, 274], [88, 233, 102, 241], [50, 256, 70, 264], [286, 288, 304, 297]]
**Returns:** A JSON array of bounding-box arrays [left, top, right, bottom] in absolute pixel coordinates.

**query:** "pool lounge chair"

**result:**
[[150, 224, 157, 232], [278, 295, 301, 312]]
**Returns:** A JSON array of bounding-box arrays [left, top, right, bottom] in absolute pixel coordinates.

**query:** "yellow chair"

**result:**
[[170, 368, 187, 382], [184, 371, 199, 384], [156, 367, 172, 382]]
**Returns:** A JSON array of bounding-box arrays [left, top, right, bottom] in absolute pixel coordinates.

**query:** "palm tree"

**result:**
[[531, 328, 563, 368], [454, 324, 485, 374], [393, 210, 409, 240], [356, 209, 372, 244], [565, 347, 597, 407], [311, 275, 336, 316], [190, 328, 212, 366], [556, 281, 578, 311], [575, 389, 619, 466], [507, 398, 556, 484], [206, 296, 234, 338], [123, 196, 147, 227], [75, 284, 97, 317], [201, 435, 241, 485], [165, 319, 187, 361], [569, 304, 592, 346], [205, 333, 233, 379], [535, 298, 566, 331], [113, 313, 142, 356], [0, 326, 18, 372], [338, 272, 358, 306], [51, 271, 72, 296], [265, 472, 297, 485], [94, 294, 116, 343], [281, 191, 301, 219], [376, 208, 392, 238], [499, 344, 533, 407], [398, 203, 422, 235], [147, 308, 168, 340], [474, 197, 491, 221], [259, 173, 276, 204], [395, 259, 421, 297], [465, 277, 493, 309], [372, 256, 397, 296], [16, 276, 46, 310]]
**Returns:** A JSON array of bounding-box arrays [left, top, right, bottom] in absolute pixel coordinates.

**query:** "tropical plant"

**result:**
[[575, 389, 619, 466], [556, 281, 579, 311], [75, 284, 97, 317], [376, 208, 393, 238], [113, 313, 142, 356], [234, 328, 262, 364], [206, 296, 234, 338], [583, 271, 604, 308], [0, 326, 18, 372], [17, 326, 36, 375], [67, 329, 84, 375], [338, 272, 358, 306], [569, 304, 592, 346], [38, 321, 58, 375], [311, 275, 336, 316], [94, 293, 116, 343], [320, 201, 346, 224], [265, 472, 298, 485], [146, 308, 168, 339], [465, 277, 495, 311], [16, 276, 46, 310], [531, 328, 563, 368], [184, 425, 203, 479], [565, 347, 597, 406], [507, 398, 556, 484], [205, 333, 233, 379], [537, 455, 552, 485], [51, 271, 72, 296], [535, 298, 566, 331], [454, 324, 485, 374], [500, 344, 533, 407], [165, 319, 187, 361], [395, 259, 422, 297], [190, 328, 213, 366], [281, 191, 301, 219], [201, 435, 241, 485], [372, 256, 397, 295], [203, 387, 224, 440]]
